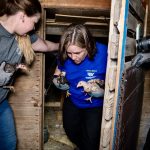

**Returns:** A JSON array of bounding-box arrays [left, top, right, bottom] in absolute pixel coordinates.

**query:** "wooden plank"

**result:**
[[46, 21, 108, 28], [138, 4, 150, 148], [46, 24, 109, 37], [143, 4, 148, 36], [12, 107, 41, 117], [145, 70, 150, 78], [110, 36, 136, 59], [125, 37, 136, 56], [111, 0, 129, 149], [143, 92, 150, 99], [45, 101, 61, 107], [100, 0, 121, 148], [9, 54, 43, 149], [144, 78, 150, 92], [55, 14, 110, 23], [41, 0, 111, 10], [108, 66, 117, 91], [45, 7, 110, 19], [128, 12, 140, 32], [129, 0, 145, 22], [124, 61, 131, 70]]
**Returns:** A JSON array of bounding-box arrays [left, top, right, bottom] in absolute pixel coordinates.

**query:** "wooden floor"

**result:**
[[44, 105, 148, 150], [44, 107, 75, 150]]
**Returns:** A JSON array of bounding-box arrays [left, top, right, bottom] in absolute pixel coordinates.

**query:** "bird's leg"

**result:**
[[85, 97, 92, 103], [66, 90, 71, 97]]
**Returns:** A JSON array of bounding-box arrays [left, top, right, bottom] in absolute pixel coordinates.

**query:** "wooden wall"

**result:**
[[138, 1, 150, 149], [9, 54, 44, 149], [147, 0, 150, 35]]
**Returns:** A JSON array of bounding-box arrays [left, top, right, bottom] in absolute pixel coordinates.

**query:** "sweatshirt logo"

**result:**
[[85, 70, 97, 79], [87, 72, 94, 76]]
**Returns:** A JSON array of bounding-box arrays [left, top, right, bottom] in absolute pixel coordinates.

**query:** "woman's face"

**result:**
[[15, 12, 40, 36], [67, 45, 88, 64]]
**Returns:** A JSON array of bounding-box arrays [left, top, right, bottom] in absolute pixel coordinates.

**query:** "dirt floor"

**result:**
[[44, 107, 75, 150]]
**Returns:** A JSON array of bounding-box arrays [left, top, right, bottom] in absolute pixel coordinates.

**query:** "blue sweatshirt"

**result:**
[[58, 42, 108, 108]]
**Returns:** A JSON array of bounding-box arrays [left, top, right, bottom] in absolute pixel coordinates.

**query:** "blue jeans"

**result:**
[[0, 100, 17, 150]]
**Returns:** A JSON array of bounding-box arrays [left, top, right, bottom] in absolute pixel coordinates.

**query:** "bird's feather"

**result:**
[[77, 79, 105, 102]]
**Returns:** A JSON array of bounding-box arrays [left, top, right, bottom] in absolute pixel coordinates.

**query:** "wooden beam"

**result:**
[[41, 0, 111, 10], [129, 0, 145, 22], [55, 14, 110, 23]]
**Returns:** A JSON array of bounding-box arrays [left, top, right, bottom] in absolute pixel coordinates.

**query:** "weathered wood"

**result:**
[[138, 63, 150, 149], [129, 0, 145, 22], [41, 0, 111, 10], [108, 66, 117, 91], [110, 34, 119, 59], [55, 14, 110, 24], [128, 12, 140, 32], [46, 21, 108, 29], [144, 78, 150, 92], [46, 24, 109, 37], [9, 54, 43, 149], [110, 36, 136, 59], [45, 7, 110, 19], [111, 0, 129, 147], [45, 102, 61, 107], [100, 0, 120, 148], [125, 37, 136, 57], [45, 7, 110, 37], [143, 4, 148, 36]]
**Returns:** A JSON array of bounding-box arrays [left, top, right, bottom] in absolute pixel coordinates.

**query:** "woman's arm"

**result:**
[[31, 36, 59, 52]]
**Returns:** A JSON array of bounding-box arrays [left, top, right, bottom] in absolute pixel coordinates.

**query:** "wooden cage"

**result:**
[[9, 0, 150, 149]]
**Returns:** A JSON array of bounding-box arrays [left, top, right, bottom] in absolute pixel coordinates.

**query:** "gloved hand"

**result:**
[[131, 53, 150, 67], [0, 62, 13, 86], [53, 75, 69, 91]]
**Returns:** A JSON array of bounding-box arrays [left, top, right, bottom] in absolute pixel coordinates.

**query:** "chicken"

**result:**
[[77, 79, 105, 103], [3, 63, 29, 92], [53, 71, 71, 97]]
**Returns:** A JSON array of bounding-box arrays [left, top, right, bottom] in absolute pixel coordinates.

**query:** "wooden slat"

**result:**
[[144, 78, 150, 92], [110, 0, 130, 149], [124, 61, 131, 70], [125, 37, 136, 57], [129, 0, 145, 22], [110, 36, 136, 59], [128, 12, 140, 32], [55, 14, 110, 24], [10, 107, 42, 149], [9, 54, 43, 149], [46, 21, 108, 28], [41, 0, 111, 10], [46, 24, 109, 37], [45, 102, 61, 107], [45, 7, 110, 19]]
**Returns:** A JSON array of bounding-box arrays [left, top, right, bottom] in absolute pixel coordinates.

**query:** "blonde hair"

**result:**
[[16, 35, 35, 65]]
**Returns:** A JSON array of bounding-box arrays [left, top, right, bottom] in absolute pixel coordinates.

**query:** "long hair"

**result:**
[[59, 24, 96, 65], [0, 0, 42, 65], [16, 35, 35, 65]]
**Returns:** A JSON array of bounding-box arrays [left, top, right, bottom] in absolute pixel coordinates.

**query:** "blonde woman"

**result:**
[[0, 0, 58, 149]]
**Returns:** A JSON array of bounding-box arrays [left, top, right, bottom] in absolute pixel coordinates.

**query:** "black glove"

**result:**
[[52, 74, 69, 91], [131, 53, 150, 67], [0, 62, 13, 86]]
